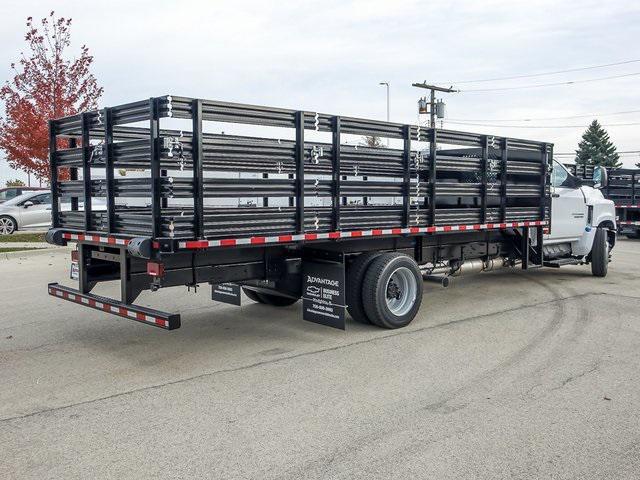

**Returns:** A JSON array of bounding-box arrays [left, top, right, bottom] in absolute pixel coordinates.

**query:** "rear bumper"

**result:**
[[47, 283, 180, 330]]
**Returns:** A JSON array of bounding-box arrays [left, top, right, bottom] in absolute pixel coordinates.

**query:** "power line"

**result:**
[[447, 109, 640, 123], [439, 59, 640, 84], [445, 120, 640, 129], [555, 150, 640, 156], [460, 72, 640, 93]]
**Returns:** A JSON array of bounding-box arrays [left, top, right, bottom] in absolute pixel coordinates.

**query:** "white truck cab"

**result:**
[[544, 160, 616, 265]]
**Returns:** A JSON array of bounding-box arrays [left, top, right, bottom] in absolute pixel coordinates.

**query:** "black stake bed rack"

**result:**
[[48, 95, 551, 250], [46, 95, 552, 330]]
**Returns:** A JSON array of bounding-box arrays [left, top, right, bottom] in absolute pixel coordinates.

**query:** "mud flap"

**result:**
[[211, 283, 242, 306], [302, 259, 346, 330]]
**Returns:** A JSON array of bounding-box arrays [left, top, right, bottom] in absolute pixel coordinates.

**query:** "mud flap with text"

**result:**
[[302, 260, 346, 330], [211, 283, 242, 306]]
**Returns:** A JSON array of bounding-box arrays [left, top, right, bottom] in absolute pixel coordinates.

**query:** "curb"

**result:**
[[0, 246, 70, 261]]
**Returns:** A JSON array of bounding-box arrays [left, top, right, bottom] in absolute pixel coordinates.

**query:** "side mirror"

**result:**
[[23, 200, 34, 208], [593, 166, 608, 189]]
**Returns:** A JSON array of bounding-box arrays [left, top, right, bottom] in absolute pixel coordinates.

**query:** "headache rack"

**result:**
[[48, 95, 551, 253]]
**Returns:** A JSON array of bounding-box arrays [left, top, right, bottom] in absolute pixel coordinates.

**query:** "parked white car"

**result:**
[[0, 191, 54, 234], [0, 191, 107, 234]]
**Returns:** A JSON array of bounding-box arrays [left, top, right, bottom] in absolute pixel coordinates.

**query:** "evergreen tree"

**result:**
[[361, 135, 385, 148], [574, 120, 621, 167]]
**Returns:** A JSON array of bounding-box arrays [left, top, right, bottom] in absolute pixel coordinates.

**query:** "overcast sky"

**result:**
[[1, 0, 640, 185]]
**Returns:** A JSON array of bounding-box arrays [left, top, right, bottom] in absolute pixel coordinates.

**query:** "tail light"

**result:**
[[147, 261, 165, 277]]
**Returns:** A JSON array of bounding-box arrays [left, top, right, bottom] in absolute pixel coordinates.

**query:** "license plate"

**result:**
[[70, 262, 79, 280]]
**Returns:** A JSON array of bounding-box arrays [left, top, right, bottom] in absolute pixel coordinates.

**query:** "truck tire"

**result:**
[[591, 227, 609, 277], [242, 287, 265, 303], [346, 252, 381, 324], [362, 253, 423, 329]]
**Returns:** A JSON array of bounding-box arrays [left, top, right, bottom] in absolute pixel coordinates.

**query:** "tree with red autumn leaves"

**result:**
[[0, 12, 103, 181]]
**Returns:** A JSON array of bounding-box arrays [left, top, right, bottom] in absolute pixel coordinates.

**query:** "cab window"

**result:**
[[551, 161, 570, 188]]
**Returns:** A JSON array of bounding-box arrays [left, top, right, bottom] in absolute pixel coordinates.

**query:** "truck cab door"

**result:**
[[549, 161, 587, 241]]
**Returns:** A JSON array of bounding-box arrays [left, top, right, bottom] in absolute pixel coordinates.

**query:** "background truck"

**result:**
[[568, 164, 639, 239], [45, 95, 616, 331]]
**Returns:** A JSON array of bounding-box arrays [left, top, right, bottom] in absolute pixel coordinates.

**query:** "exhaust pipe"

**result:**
[[423, 275, 451, 288], [420, 256, 513, 287]]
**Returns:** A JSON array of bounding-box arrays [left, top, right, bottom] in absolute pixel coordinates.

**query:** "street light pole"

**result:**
[[379, 82, 390, 145]]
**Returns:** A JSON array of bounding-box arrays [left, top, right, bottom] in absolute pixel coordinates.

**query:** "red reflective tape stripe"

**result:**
[[250, 237, 266, 244], [473, 224, 481, 230], [220, 239, 236, 246], [372, 229, 383, 236], [107, 237, 116, 245], [458, 225, 467, 231], [409, 227, 420, 234], [305, 233, 318, 241], [328, 231, 340, 239], [136, 312, 146, 321], [88, 299, 96, 307], [426, 226, 436, 233], [278, 235, 293, 242], [442, 226, 452, 232], [155, 318, 167, 327], [499, 223, 507, 228], [350, 231, 363, 237], [185, 240, 209, 249], [118, 307, 128, 316], [391, 228, 402, 235]]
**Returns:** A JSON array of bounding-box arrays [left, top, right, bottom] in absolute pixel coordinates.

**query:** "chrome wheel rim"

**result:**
[[385, 266, 417, 316], [0, 218, 14, 235]]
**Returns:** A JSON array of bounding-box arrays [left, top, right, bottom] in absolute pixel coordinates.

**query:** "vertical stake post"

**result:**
[[149, 98, 162, 239], [332, 116, 341, 231], [541, 144, 550, 223], [81, 113, 92, 231], [480, 136, 489, 224], [403, 125, 411, 227], [104, 108, 115, 233], [500, 138, 508, 223], [49, 120, 59, 228], [295, 111, 305, 234], [192, 99, 204, 238], [429, 128, 437, 226]]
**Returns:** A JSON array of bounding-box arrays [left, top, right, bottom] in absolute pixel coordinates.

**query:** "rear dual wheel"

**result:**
[[347, 252, 423, 329]]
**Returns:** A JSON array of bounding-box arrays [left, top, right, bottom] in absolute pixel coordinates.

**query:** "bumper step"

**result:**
[[48, 283, 181, 330]]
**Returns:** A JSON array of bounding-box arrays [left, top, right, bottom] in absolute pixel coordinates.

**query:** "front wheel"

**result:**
[[0, 216, 16, 235], [591, 227, 609, 277], [362, 253, 423, 329]]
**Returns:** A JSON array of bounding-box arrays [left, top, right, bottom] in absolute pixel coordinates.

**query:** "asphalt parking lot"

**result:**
[[1, 239, 639, 479]]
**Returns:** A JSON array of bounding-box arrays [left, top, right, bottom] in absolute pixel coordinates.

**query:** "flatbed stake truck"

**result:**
[[44, 95, 616, 331]]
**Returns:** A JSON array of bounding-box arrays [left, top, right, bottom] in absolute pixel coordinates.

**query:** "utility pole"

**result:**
[[412, 82, 457, 128], [379, 82, 390, 146]]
